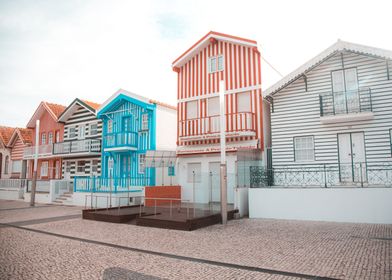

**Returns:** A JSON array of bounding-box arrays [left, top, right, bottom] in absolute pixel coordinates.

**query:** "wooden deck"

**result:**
[[82, 204, 238, 231]]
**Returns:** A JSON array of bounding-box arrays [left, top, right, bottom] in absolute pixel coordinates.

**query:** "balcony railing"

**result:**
[[320, 88, 372, 117], [53, 139, 101, 155], [74, 176, 149, 192], [179, 112, 256, 138], [104, 132, 138, 149], [23, 144, 53, 159]]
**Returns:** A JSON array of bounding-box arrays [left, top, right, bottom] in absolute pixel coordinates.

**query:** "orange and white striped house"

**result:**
[[172, 31, 264, 204]]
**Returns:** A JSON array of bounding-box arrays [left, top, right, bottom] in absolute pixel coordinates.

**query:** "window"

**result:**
[[142, 114, 149, 130], [168, 166, 175, 176], [11, 160, 22, 173], [65, 161, 71, 173], [41, 133, 46, 145], [237, 92, 251, 112], [107, 120, 113, 134], [208, 97, 220, 116], [77, 161, 86, 173], [48, 132, 53, 144], [187, 162, 201, 183], [91, 160, 99, 173], [186, 101, 198, 119], [138, 154, 146, 174], [332, 68, 358, 92], [55, 131, 60, 143], [69, 127, 76, 138], [294, 136, 315, 162], [208, 55, 224, 73], [78, 125, 85, 139], [40, 161, 48, 177], [4, 156, 9, 174], [90, 124, 98, 136], [390, 129, 392, 156]]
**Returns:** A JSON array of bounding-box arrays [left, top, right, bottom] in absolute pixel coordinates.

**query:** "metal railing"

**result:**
[[0, 179, 27, 189], [53, 139, 101, 155], [23, 144, 53, 159], [319, 88, 372, 116], [250, 162, 392, 188], [74, 176, 150, 193], [140, 197, 194, 218], [179, 112, 256, 137], [104, 132, 138, 149]]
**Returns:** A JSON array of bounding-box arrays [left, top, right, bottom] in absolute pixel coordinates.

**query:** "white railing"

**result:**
[[0, 179, 27, 189], [23, 144, 53, 159], [26, 180, 51, 192], [53, 180, 73, 195], [53, 139, 101, 155]]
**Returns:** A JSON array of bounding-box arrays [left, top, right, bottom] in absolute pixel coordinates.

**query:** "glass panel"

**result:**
[[237, 92, 250, 112], [332, 70, 344, 92], [208, 97, 220, 116], [186, 101, 198, 119]]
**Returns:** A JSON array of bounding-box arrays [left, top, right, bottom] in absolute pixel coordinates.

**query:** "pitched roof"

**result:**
[[8, 128, 33, 147], [97, 89, 176, 116], [27, 101, 66, 128], [172, 31, 258, 68], [264, 40, 392, 97], [82, 100, 101, 110], [0, 126, 15, 146]]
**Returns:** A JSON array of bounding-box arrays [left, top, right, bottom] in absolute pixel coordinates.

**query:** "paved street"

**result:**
[[0, 200, 391, 280]]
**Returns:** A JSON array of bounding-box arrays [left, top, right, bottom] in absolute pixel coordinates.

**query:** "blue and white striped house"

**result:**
[[73, 89, 177, 206]]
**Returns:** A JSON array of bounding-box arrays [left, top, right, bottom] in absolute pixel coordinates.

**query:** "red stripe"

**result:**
[[243, 46, 247, 87], [248, 47, 251, 86], [233, 45, 237, 89], [192, 57, 195, 97], [229, 44, 233, 90], [238, 46, 242, 88], [208, 46, 211, 94]]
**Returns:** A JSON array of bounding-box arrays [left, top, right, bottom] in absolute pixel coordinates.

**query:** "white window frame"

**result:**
[[76, 161, 86, 173], [187, 162, 201, 183], [186, 100, 198, 119], [207, 97, 220, 116], [69, 127, 76, 138], [91, 160, 99, 174], [141, 114, 149, 130], [11, 160, 22, 173], [40, 161, 48, 177], [90, 123, 98, 136], [107, 120, 113, 134], [208, 55, 224, 74], [65, 161, 71, 173], [138, 154, 146, 174], [55, 131, 60, 143], [41, 133, 47, 145], [78, 125, 86, 139], [237, 91, 251, 112], [294, 136, 315, 162], [48, 132, 53, 144]]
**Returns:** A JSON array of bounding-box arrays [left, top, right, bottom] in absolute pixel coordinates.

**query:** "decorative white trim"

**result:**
[[104, 147, 137, 152], [179, 131, 256, 142], [320, 112, 374, 124]]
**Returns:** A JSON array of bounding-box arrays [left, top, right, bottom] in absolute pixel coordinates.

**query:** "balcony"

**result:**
[[179, 112, 256, 141], [319, 88, 373, 124], [103, 131, 138, 151], [23, 144, 53, 159], [53, 139, 101, 157]]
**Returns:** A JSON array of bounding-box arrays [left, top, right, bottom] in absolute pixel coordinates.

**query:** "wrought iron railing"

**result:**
[[319, 88, 372, 116], [250, 162, 392, 188], [74, 176, 150, 193], [103, 132, 138, 149], [53, 139, 101, 155], [179, 112, 255, 137]]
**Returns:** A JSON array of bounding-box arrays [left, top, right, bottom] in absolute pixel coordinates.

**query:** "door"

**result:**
[[208, 162, 221, 203], [338, 132, 366, 183], [332, 68, 359, 114], [64, 161, 71, 180], [54, 160, 60, 179]]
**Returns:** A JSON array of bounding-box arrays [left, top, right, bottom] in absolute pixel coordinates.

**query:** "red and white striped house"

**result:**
[[8, 128, 32, 178], [172, 31, 264, 204]]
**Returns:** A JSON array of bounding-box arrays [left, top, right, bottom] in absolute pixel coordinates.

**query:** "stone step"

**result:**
[[61, 194, 73, 198]]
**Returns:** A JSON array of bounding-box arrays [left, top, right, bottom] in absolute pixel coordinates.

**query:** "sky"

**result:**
[[0, 0, 391, 127]]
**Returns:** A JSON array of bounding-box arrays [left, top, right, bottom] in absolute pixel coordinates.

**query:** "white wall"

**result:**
[[0, 188, 23, 200], [177, 153, 237, 204], [24, 192, 51, 204], [155, 106, 177, 150], [249, 188, 392, 224]]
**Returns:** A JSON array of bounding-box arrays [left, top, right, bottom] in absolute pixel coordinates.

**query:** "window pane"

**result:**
[[187, 101, 198, 119], [345, 68, 358, 91], [332, 70, 344, 92], [294, 136, 314, 161], [237, 92, 250, 112], [217, 55, 224, 71], [209, 57, 216, 73], [208, 97, 220, 116]]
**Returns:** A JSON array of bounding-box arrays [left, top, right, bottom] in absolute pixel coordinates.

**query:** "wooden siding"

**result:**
[[270, 51, 392, 166], [64, 105, 102, 141], [62, 157, 101, 179], [176, 39, 263, 148], [10, 137, 25, 161]]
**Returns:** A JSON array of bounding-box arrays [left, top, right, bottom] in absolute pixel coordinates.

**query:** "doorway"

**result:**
[[338, 132, 366, 183], [208, 162, 221, 203]]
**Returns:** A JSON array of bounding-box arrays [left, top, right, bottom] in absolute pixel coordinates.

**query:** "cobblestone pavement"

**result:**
[[0, 200, 391, 280]]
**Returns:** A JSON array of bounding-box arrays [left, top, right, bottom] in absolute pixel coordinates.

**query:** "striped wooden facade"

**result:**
[[174, 32, 264, 151], [59, 100, 102, 180], [265, 41, 392, 185], [98, 91, 156, 185]]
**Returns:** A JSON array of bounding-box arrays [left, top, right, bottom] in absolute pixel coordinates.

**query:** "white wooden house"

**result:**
[[263, 40, 392, 187]]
